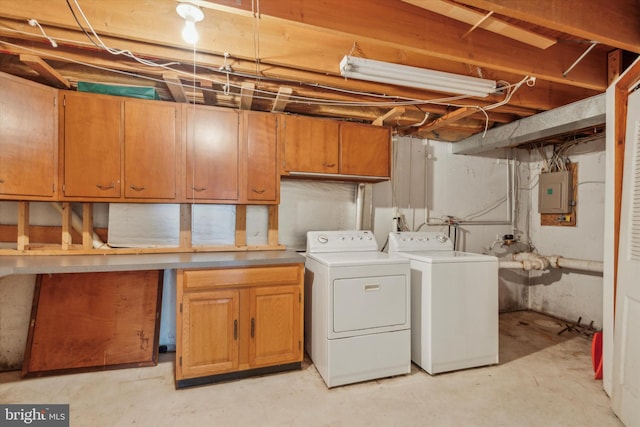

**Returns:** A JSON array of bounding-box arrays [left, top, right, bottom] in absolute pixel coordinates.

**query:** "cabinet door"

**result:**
[[282, 115, 339, 174], [244, 111, 278, 203], [249, 285, 302, 368], [124, 100, 178, 200], [180, 289, 240, 378], [63, 92, 122, 198], [0, 73, 57, 198], [185, 106, 239, 201], [340, 122, 391, 177]]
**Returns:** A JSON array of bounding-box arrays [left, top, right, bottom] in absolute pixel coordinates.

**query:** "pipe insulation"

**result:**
[[50, 203, 109, 249], [499, 252, 603, 273]]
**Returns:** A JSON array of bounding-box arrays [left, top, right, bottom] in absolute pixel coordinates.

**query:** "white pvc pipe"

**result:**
[[50, 203, 109, 249], [499, 252, 603, 273]]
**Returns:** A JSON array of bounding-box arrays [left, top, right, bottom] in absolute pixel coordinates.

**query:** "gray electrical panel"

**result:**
[[538, 171, 572, 214]]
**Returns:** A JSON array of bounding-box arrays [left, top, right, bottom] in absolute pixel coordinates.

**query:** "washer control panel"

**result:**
[[306, 230, 378, 253], [387, 232, 454, 252]]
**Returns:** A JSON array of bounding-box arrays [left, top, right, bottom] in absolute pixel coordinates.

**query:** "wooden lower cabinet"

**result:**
[[176, 264, 303, 388]]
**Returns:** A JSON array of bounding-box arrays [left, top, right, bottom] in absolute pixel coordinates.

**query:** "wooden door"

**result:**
[[185, 106, 239, 201], [124, 100, 178, 200], [179, 289, 240, 378], [340, 122, 391, 177], [281, 115, 339, 174], [0, 72, 57, 199], [244, 111, 278, 203], [249, 284, 302, 368], [62, 92, 122, 198]]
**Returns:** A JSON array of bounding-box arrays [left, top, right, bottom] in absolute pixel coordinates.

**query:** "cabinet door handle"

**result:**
[[129, 184, 146, 191], [250, 318, 255, 338], [233, 319, 238, 340], [96, 182, 115, 191], [324, 163, 336, 168], [191, 186, 207, 192], [251, 188, 265, 194], [0, 178, 4, 183]]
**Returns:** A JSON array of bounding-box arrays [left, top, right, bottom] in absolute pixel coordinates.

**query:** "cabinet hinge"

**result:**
[[179, 356, 182, 366], [62, 96, 66, 107], [62, 184, 65, 192], [299, 293, 301, 303], [54, 96, 57, 107], [299, 340, 301, 350], [180, 303, 183, 313]]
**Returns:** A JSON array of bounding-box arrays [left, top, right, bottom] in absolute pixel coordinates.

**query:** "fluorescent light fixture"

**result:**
[[340, 55, 497, 98], [176, 3, 204, 44]]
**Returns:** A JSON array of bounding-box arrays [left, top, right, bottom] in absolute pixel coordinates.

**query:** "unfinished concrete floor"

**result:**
[[0, 311, 621, 426]]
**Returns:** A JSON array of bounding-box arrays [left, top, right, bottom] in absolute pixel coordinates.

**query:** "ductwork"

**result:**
[[499, 252, 603, 273]]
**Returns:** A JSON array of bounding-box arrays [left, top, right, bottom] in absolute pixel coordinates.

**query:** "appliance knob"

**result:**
[[318, 235, 328, 244], [437, 235, 448, 243]]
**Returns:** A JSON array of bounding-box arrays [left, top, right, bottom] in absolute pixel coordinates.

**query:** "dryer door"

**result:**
[[332, 274, 408, 336]]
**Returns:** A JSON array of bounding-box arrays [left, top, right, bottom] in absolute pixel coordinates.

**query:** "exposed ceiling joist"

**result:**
[[452, 93, 605, 155], [240, 82, 255, 110], [402, 0, 556, 49], [163, 73, 187, 103], [200, 80, 217, 105], [19, 54, 69, 88], [372, 107, 406, 126], [457, 0, 640, 54], [271, 87, 292, 113], [417, 107, 478, 134]]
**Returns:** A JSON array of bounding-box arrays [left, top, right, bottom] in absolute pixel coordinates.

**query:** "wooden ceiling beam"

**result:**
[[372, 107, 406, 126], [18, 54, 70, 88], [0, 15, 597, 113], [239, 82, 255, 110], [197, 0, 606, 90], [271, 87, 292, 112], [162, 73, 188, 103], [0, 1, 607, 91], [457, 0, 640, 54], [418, 107, 479, 133], [402, 0, 556, 49]]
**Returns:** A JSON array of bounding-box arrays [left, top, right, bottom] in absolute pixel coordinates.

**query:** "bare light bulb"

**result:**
[[182, 20, 198, 44]]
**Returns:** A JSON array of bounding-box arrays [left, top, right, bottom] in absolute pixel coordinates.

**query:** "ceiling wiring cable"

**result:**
[[26, 19, 57, 48], [70, 0, 181, 68], [65, 0, 99, 48]]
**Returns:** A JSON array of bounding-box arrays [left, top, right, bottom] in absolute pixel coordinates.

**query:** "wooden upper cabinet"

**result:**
[[185, 106, 239, 202], [243, 111, 279, 203], [340, 122, 391, 178], [61, 93, 181, 202], [62, 91, 122, 198], [281, 115, 339, 174], [0, 72, 57, 199], [124, 100, 180, 200]]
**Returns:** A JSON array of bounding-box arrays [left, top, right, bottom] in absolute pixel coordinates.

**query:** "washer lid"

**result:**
[[306, 251, 409, 267], [393, 250, 498, 263]]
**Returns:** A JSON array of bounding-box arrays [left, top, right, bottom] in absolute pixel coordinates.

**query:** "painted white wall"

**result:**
[[525, 138, 606, 328]]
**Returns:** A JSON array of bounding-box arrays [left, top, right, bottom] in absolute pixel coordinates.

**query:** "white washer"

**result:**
[[305, 230, 411, 388], [387, 231, 498, 374]]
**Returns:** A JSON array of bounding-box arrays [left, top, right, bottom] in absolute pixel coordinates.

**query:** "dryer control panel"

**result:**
[[387, 232, 453, 252], [306, 230, 378, 253]]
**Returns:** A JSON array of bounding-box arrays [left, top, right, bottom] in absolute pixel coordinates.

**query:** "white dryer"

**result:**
[[388, 231, 498, 374], [305, 230, 411, 388]]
